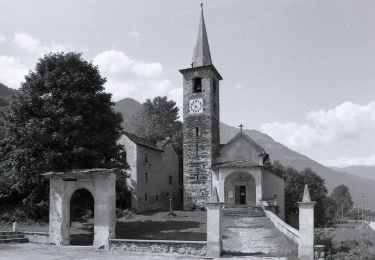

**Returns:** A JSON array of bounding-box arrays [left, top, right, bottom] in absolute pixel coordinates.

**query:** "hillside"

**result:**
[[115, 97, 375, 209], [332, 165, 375, 182]]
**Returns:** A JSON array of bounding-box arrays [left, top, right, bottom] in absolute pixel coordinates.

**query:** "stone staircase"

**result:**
[[223, 206, 266, 218], [0, 231, 28, 244], [222, 207, 297, 258]]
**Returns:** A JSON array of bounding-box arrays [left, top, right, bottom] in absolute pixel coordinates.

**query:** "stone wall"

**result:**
[[262, 169, 285, 219], [181, 66, 221, 209], [109, 239, 207, 256], [22, 232, 49, 244]]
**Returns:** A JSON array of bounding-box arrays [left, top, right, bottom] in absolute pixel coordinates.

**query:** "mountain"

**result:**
[[115, 98, 375, 209], [114, 98, 142, 131], [332, 165, 375, 182]]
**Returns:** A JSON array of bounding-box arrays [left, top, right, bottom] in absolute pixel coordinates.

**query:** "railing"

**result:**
[[263, 209, 300, 244]]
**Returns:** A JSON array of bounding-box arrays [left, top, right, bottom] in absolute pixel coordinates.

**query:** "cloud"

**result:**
[[0, 55, 28, 88], [0, 34, 6, 43], [234, 84, 244, 90], [13, 33, 66, 55], [261, 101, 375, 150], [322, 154, 375, 167], [93, 50, 182, 112], [130, 31, 140, 37]]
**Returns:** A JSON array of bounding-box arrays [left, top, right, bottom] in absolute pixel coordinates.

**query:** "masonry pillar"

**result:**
[[298, 184, 316, 260], [206, 188, 224, 258], [255, 169, 263, 206]]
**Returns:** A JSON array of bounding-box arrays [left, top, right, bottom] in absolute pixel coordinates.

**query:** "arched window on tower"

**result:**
[[192, 77, 202, 93]]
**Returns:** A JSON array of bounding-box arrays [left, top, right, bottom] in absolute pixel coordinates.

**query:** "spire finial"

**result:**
[[302, 184, 311, 202], [191, 2, 212, 67], [239, 124, 244, 132]]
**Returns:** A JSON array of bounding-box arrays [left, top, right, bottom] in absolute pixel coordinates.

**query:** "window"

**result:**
[[195, 127, 199, 157], [169, 176, 173, 185], [155, 195, 159, 202], [166, 192, 169, 198], [144, 194, 148, 202], [193, 78, 202, 93], [145, 172, 148, 183], [145, 154, 148, 163]]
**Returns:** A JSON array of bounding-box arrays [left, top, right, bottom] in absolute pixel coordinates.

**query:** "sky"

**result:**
[[1, 0, 375, 168]]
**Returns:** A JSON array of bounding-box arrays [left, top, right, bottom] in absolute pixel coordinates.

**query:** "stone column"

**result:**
[[298, 184, 316, 260], [48, 178, 68, 246], [206, 199, 224, 258], [255, 169, 263, 206], [93, 173, 116, 249]]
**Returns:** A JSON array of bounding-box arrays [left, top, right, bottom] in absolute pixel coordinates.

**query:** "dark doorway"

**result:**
[[69, 189, 94, 246], [235, 186, 246, 205]]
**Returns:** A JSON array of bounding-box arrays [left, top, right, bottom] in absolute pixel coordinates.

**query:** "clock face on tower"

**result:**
[[189, 98, 203, 114]]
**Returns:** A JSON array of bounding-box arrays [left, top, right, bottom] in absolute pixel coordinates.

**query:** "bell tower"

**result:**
[[180, 6, 222, 209]]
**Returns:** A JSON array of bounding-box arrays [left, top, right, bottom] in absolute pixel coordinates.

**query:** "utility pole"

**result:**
[[362, 193, 365, 223]]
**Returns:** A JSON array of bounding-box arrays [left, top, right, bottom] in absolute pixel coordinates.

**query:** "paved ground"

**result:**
[[0, 243, 287, 260], [222, 208, 297, 258]]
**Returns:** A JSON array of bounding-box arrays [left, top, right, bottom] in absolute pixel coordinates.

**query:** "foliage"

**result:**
[[330, 184, 353, 218], [0, 52, 125, 217], [128, 96, 183, 152], [269, 162, 330, 227], [314, 229, 334, 256]]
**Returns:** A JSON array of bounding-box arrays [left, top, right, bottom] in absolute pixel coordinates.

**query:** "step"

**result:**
[[0, 234, 25, 239], [223, 207, 265, 217], [0, 237, 28, 244]]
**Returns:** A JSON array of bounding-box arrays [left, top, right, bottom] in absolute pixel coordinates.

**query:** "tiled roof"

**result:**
[[123, 132, 164, 151]]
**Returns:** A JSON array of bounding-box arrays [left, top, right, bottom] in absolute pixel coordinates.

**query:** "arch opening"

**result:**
[[69, 188, 94, 246], [224, 171, 256, 207]]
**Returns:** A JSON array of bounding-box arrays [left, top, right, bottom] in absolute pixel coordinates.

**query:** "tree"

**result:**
[[0, 52, 124, 208], [269, 162, 330, 227], [128, 96, 182, 151], [330, 184, 353, 218]]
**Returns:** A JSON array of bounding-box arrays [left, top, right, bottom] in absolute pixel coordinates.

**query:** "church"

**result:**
[[180, 7, 285, 218], [120, 7, 285, 219]]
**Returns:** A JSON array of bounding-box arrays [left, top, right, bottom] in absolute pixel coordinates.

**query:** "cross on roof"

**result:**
[[201, 2, 203, 8], [239, 124, 244, 132]]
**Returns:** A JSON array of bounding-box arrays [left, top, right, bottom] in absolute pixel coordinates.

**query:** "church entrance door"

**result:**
[[235, 186, 246, 205]]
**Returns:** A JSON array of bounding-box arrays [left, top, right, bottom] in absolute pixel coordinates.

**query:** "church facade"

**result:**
[[181, 8, 285, 218]]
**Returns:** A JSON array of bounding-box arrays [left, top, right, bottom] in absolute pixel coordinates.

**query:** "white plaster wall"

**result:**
[[136, 143, 180, 212], [118, 135, 138, 208], [262, 169, 285, 219]]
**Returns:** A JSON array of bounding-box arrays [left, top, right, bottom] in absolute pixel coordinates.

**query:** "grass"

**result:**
[[115, 210, 207, 241]]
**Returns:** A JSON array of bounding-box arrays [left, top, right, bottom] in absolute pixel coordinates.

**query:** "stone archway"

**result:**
[[42, 169, 117, 249], [224, 171, 256, 207]]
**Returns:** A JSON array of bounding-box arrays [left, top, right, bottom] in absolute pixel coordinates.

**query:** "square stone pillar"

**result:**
[[49, 178, 69, 245], [206, 201, 224, 258], [93, 173, 116, 249], [298, 185, 316, 260]]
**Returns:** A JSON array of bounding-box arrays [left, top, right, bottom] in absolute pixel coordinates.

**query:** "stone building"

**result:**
[[180, 7, 285, 218], [119, 132, 180, 212]]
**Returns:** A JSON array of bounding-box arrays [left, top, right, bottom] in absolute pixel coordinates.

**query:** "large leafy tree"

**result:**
[[0, 52, 124, 206], [269, 162, 330, 227], [128, 96, 182, 151], [330, 184, 353, 217]]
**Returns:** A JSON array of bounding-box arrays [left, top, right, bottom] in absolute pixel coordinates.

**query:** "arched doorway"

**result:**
[[224, 171, 256, 207], [69, 189, 94, 246]]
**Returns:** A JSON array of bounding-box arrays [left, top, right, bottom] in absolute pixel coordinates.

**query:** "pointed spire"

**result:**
[[302, 184, 311, 203], [192, 5, 212, 67]]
